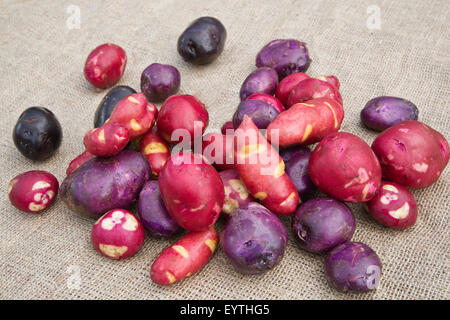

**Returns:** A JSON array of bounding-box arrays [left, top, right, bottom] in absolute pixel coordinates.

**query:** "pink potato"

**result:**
[[371, 120, 449, 188], [364, 181, 417, 229], [309, 132, 382, 203], [201, 132, 235, 170], [9, 170, 59, 213], [234, 116, 299, 215], [140, 131, 171, 177], [287, 78, 342, 107], [83, 122, 130, 157], [221, 121, 234, 135], [157, 95, 209, 145], [266, 98, 344, 147], [91, 209, 145, 260], [247, 93, 285, 113], [66, 150, 94, 175], [108, 93, 158, 139], [158, 152, 224, 231], [84, 43, 127, 89], [151, 226, 218, 285], [219, 169, 254, 216], [316, 75, 340, 89], [275, 72, 310, 106]]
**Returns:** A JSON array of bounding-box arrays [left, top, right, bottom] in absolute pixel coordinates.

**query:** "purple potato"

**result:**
[[220, 202, 287, 274], [137, 180, 182, 238], [140, 63, 180, 102], [324, 242, 382, 293], [239, 67, 278, 100], [256, 39, 311, 79], [232, 99, 280, 129], [60, 150, 150, 218], [292, 198, 355, 253], [361, 96, 418, 131], [281, 147, 315, 198]]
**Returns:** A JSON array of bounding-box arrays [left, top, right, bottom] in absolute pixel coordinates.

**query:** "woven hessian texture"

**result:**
[[0, 0, 449, 300]]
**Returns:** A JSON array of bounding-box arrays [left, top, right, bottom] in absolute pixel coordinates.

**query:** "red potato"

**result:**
[[108, 93, 157, 139], [83, 122, 130, 157], [219, 169, 254, 216], [266, 98, 344, 147], [151, 226, 218, 285], [275, 72, 310, 105], [159, 152, 224, 231], [371, 121, 449, 188], [66, 150, 94, 175], [140, 131, 171, 177], [84, 43, 127, 89], [9, 170, 58, 213], [316, 75, 340, 89], [91, 209, 145, 260], [157, 95, 209, 144], [247, 93, 285, 113], [287, 78, 342, 107], [234, 116, 299, 215], [364, 181, 418, 229], [221, 121, 234, 135], [202, 132, 236, 170], [309, 132, 382, 203]]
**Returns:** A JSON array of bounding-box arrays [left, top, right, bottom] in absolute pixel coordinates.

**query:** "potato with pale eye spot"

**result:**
[[219, 169, 254, 217], [9, 170, 58, 213], [151, 226, 218, 285], [83, 122, 130, 157], [201, 132, 236, 170], [140, 131, 171, 177], [365, 181, 418, 229], [91, 209, 145, 260]]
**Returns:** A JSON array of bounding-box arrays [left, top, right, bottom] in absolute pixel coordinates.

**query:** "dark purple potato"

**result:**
[[292, 198, 355, 253], [13, 107, 62, 161], [220, 202, 287, 274], [239, 67, 278, 100], [361, 96, 418, 131], [60, 150, 150, 218], [137, 180, 182, 238], [256, 39, 311, 79], [281, 147, 315, 198], [140, 63, 180, 102], [324, 242, 382, 293], [232, 99, 279, 129], [177, 16, 227, 65], [94, 85, 136, 128]]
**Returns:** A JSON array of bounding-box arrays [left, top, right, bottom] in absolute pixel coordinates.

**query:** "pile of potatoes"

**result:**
[[8, 16, 449, 293]]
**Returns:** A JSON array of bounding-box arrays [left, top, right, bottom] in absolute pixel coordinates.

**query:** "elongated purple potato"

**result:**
[[281, 147, 315, 198], [292, 198, 355, 253], [138, 180, 182, 238], [141, 63, 180, 102], [256, 39, 311, 79], [220, 202, 287, 274], [60, 150, 150, 218], [324, 242, 382, 293], [239, 67, 278, 100], [361, 96, 418, 131], [232, 99, 279, 129]]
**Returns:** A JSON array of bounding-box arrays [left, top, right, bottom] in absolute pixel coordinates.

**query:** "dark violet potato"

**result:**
[[94, 85, 136, 128], [256, 39, 311, 79], [281, 146, 315, 198], [361, 96, 418, 131], [239, 67, 279, 100], [13, 107, 62, 161], [292, 198, 355, 253], [220, 202, 288, 274], [324, 242, 382, 293], [137, 180, 182, 238], [140, 63, 181, 102], [177, 16, 227, 65], [60, 150, 150, 218], [232, 99, 279, 129]]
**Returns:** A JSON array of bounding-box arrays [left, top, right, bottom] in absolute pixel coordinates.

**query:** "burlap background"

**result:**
[[0, 0, 449, 300]]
